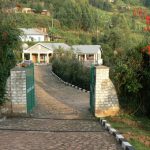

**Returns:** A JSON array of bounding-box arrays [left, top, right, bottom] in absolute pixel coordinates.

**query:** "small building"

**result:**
[[41, 10, 50, 16], [21, 7, 34, 14], [22, 43, 70, 63], [72, 45, 103, 65], [20, 28, 49, 42]]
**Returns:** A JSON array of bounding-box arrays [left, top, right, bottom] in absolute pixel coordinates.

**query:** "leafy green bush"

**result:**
[[108, 43, 150, 117], [0, 13, 21, 105], [52, 49, 90, 90], [13, 13, 52, 28]]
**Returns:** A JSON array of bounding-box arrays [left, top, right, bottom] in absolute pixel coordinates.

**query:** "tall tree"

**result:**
[[0, 1, 21, 105]]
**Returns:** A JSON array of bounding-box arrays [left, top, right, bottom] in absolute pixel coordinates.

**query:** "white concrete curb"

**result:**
[[99, 118, 135, 150], [51, 70, 90, 93], [122, 142, 134, 150]]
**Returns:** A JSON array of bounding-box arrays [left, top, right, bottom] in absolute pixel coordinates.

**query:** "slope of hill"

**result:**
[[11, 0, 150, 30], [3, 0, 150, 45]]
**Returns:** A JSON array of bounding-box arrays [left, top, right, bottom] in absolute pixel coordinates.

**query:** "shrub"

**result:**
[[109, 43, 150, 117], [52, 49, 90, 90], [0, 13, 21, 105]]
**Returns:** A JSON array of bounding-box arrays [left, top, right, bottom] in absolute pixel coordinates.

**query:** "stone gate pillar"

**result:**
[[94, 65, 119, 117], [10, 68, 27, 114]]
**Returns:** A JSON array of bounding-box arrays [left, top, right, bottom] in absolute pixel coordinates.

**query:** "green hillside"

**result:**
[[9, 0, 149, 45]]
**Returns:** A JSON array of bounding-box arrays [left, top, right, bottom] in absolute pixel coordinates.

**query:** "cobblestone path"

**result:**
[[0, 65, 122, 150]]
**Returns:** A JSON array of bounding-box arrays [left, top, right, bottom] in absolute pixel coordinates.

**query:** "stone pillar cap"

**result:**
[[95, 65, 109, 69]]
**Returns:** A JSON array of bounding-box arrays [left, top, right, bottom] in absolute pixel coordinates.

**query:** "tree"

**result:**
[[0, 1, 21, 105], [103, 2, 112, 11], [91, 36, 98, 44], [48, 27, 58, 41], [54, 0, 98, 31]]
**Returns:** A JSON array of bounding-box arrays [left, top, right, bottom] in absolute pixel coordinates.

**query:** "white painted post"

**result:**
[[95, 54, 98, 63], [94, 54, 96, 64], [22, 53, 25, 61], [38, 53, 40, 63], [97, 51, 103, 65], [46, 54, 49, 63], [79, 55, 81, 61], [30, 53, 32, 61]]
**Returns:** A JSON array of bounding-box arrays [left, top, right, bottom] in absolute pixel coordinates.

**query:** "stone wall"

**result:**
[[94, 65, 119, 117], [4, 67, 27, 115]]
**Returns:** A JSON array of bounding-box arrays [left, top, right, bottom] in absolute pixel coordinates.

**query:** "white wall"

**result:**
[[21, 35, 45, 42]]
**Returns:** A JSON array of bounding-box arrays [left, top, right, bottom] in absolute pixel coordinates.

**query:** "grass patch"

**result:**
[[106, 115, 150, 150]]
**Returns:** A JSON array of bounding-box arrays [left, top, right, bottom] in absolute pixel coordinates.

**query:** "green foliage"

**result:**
[[53, 0, 99, 31], [32, 4, 44, 13], [122, 0, 139, 5], [108, 43, 150, 117], [52, 49, 90, 90], [0, 25, 21, 104], [100, 11, 150, 116], [0, 4, 21, 105], [48, 27, 59, 41], [12, 13, 52, 28], [79, 33, 91, 44], [112, 47, 143, 94], [89, 0, 112, 11]]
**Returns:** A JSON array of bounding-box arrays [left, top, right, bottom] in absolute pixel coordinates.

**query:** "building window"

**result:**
[[24, 54, 30, 60]]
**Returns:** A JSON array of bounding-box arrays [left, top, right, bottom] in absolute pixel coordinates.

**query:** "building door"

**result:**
[[32, 54, 38, 63]]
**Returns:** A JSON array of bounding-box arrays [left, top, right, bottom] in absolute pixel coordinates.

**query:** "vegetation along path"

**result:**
[[0, 65, 121, 150]]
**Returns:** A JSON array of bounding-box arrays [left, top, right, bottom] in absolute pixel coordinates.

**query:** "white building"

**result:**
[[22, 43, 70, 63], [20, 28, 49, 42], [72, 45, 103, 65]]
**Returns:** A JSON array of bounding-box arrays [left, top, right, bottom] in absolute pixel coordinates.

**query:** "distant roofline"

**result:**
[[19, 28, 48, 35], [72, 45, 102, 54], [24, 42, 70, 52], [24, 43, 52, 52]]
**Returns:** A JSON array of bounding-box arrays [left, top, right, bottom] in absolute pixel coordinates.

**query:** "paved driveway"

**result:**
[[0, 65, 122, 150]]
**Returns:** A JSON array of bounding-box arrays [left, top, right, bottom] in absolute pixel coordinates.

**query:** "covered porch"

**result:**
[[22, 43, 53, 64], [22, 52, 52, 64], [77, 53, 98, 64], [72, 45, 103, 65]]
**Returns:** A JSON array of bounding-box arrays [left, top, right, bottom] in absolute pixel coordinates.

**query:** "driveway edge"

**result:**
[[99, 118, 135, 150]]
